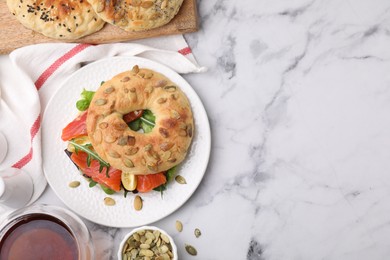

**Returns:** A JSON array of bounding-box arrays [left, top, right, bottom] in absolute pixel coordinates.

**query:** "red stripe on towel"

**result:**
[[35, 43, 91, 90], [178, 47, 192, 56], [12, 115, 40, 169], [12, 147, 33, 169], [30, 115, 41, 139]]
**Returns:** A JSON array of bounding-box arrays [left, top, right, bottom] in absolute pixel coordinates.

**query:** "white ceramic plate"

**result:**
[[42, 57, 211, 228]]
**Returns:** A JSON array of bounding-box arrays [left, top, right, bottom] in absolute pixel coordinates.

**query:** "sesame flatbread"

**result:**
[[7, 0, 105, 39], [87, 0, 184, 31]]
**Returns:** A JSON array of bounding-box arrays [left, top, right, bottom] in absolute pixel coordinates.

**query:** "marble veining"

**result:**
[[5, 0, 390, 259]]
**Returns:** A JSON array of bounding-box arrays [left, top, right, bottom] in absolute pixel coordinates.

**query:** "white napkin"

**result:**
[[0, 35, 205, 212]]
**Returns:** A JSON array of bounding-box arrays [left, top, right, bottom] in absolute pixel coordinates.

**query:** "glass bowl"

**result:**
[[0, 204, 94, 260], [118, 225, 178, 260]]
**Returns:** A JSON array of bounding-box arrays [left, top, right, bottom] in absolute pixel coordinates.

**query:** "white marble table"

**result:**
[[8, 0, 390, 259]]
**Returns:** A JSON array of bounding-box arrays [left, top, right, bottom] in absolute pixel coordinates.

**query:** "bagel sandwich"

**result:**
[[61, 65, 194, 194]]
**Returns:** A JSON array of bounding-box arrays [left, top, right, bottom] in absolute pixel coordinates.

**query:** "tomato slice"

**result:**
[[70, 151, 122, 192], [61, 112, 88, 141], [136, 173, 167, 193], [123, 110, 143, 123]]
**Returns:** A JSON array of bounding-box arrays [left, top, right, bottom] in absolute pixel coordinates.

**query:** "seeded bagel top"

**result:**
[[86, 66, 194, 175]]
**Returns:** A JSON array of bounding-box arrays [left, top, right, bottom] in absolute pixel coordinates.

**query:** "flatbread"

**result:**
[[87, 0, 184, 31], [7, 0, 106, 39]]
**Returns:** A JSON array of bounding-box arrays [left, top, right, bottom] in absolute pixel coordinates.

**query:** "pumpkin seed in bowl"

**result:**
[[118, 226, 177, 260]]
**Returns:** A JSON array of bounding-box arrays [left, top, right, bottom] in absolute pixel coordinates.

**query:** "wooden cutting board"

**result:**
[[0, 0, 198, 54]]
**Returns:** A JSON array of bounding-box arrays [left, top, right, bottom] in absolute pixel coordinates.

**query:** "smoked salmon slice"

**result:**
[[137, 173, 167, 193], [70, 151, 122, 192], [61, 112, 88, 141]]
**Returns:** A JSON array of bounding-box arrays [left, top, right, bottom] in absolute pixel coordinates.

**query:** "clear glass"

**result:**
[[0, 168, 33, 209], [0, 131, 7, 163], [0, 204, 94, 260]]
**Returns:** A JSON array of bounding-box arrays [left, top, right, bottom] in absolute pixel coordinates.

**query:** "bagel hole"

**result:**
[[125, 109, 155, 133]]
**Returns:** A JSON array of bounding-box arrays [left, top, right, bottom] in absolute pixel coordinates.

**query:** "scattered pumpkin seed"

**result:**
[[164, 85, 177, 92], [121, 76, 130, 82], [175, 175, 187, 184], [68, 181, 80, 188], [160, 142, 174, 151], [104, 197, 115, 206], [108, 150, 120, 158], [154, 80, 167, 88], [167, 157, 177, 163], [99, 122, 108, 129], [127, 136, 136, 146], [185, 244, 197, 256], [104, 86, 115, 93], [187, 124, 193, 137], [95, 98, 107, 106], [134, 195, 143, 211], [194, 228, 201, 238], [145, 72, 154, 79], [178, 129, 187, 137], [125, 147, 139, 155], [117, 136, 128, 146], [104, 135, 117, 143], [159, 127, 169, 138], [132, 65, 140, 74], [144, 86, 153, 94], [123, 158, 134, 168], [157, 97, 167, 104], [170, 110, 180, 119], [144, 144, 153, 151], [175, 220, 183, 232]]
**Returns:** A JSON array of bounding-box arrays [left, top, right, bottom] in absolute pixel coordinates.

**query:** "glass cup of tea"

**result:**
[[0, 204, 94, 260]]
